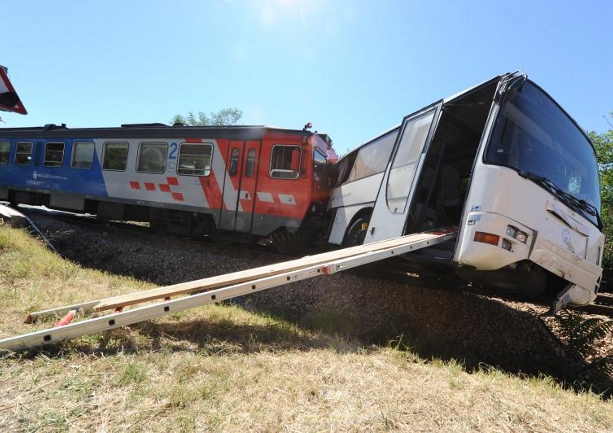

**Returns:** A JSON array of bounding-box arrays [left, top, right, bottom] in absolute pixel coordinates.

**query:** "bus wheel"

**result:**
[[343, 216, 370, 247]]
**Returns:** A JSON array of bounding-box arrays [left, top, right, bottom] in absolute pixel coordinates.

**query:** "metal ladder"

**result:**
[[0, 228, 457, 352]]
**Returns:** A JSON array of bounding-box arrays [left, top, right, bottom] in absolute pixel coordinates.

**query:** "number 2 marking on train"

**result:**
[[169, 142, 178, 160]]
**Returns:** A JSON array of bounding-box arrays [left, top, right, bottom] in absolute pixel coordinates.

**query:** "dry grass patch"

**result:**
[[3, 348, 613, 432]]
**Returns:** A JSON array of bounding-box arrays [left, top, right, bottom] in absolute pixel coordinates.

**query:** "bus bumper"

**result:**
[[456, 211, 601, 305]]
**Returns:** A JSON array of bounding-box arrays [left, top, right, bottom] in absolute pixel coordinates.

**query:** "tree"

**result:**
[[590, 115, 613, 207], [171, 108, 242, 126], [589, 112, 613, 286]]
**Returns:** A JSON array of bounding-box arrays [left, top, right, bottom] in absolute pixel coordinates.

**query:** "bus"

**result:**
[[327, 72, 603, 310]]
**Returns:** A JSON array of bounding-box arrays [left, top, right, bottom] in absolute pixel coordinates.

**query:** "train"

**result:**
[[0, 71, 605, 309], [0, 123, 337, 254]]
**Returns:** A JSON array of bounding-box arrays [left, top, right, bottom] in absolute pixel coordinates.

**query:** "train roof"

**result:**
[[0, 122, 333, 145]]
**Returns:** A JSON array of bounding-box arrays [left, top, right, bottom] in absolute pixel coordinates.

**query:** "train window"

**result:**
[[137, 142, 168, 173], [270, 145, 301, 179], [71, 142, 95, 169], [0, 141, 9, 164], [177, 143, 212, 176], [229, 148, 240, 176], [102, 142, 128, 171], [15, 142, 33, 165], [44, 142, 65, 167], [313, 148, 327, 182], [245, 148, 256, 177]]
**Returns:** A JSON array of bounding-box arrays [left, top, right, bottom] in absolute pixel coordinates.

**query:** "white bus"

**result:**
[[327, 72, 603, 310]]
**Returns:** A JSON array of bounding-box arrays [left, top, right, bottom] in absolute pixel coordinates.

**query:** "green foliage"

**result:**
[[555, 310, 613, 395], [171, 108, 242, 126], [590, 117, 613, 208], [590, 113, 613, 286], [555, 310, 613, 358]]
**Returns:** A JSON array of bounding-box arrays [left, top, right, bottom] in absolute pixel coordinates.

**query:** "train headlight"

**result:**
[[506, 226, 528, 244]]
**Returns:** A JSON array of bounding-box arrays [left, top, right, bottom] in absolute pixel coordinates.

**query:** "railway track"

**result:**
[[571, 292, 613, 317]]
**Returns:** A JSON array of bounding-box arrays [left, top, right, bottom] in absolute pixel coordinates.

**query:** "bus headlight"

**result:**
[[506, 225, 528, 243]]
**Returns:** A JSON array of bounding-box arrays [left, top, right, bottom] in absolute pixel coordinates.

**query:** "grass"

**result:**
[[1, 224, 613, 432]]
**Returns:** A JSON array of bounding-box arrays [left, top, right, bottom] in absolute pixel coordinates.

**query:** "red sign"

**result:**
[[0, 65, 27, 115]]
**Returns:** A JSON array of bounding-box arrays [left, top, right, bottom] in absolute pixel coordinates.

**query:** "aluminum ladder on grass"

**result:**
[[0, 228, 457, 352]]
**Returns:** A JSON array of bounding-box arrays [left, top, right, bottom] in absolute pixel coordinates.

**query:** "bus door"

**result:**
[[219, 140, 261, 233], [364, 103, 441, 244]]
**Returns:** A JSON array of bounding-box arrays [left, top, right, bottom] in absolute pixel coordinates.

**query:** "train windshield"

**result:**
[[313, 147, 328, 183], [485, 82, 601, 228]]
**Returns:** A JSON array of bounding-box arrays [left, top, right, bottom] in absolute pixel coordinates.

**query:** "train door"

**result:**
[[363, 103, 442, 244], [219, 140, 262, 233]]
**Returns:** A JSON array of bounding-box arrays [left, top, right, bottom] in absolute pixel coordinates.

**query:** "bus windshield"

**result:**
[[485, 82, 601, 227]]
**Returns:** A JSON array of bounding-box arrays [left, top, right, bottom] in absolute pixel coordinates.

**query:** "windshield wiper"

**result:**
[[517, 170, 602, 228]]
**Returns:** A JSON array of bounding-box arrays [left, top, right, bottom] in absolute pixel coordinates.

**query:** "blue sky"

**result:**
[[2, 0, 612, 155]]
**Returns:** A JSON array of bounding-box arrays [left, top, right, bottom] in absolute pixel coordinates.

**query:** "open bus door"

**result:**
[[0, 66, 27, 115], [363, 103, 442, 244]]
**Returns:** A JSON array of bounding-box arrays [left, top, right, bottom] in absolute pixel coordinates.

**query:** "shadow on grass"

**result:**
[[13, 313, 350, 361]]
